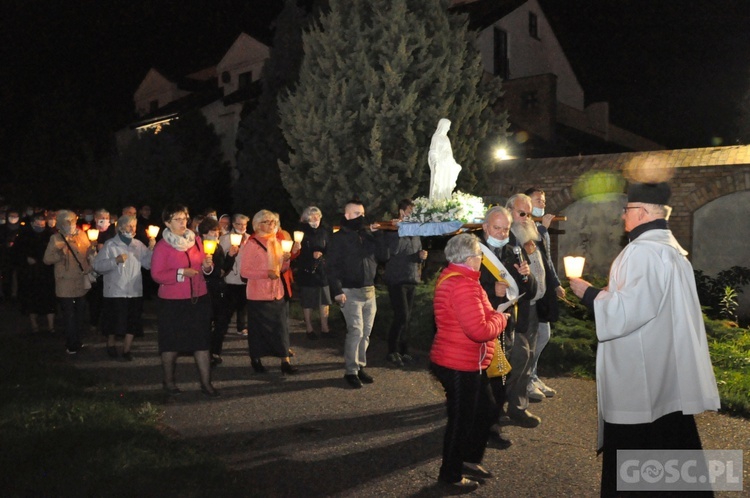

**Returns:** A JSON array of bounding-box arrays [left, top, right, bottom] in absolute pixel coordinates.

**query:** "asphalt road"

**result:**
[[5, 300, 749, 497]]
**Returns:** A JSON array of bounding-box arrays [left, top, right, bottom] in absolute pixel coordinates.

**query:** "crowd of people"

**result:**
[[1, 181, 721, 494]]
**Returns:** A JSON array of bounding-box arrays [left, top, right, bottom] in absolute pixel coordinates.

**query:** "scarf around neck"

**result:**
[[162, 227, 196, 252]]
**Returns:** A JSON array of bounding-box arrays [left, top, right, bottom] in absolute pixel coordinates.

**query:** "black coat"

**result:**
[[478, 231, 537, 336], [295, 223, 329, 288]]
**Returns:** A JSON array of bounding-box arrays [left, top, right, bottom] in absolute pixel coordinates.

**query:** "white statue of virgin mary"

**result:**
[[428, 118, 462, 201]]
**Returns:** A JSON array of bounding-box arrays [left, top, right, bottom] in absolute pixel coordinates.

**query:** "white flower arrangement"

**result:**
[[403, 191, 486, 224]]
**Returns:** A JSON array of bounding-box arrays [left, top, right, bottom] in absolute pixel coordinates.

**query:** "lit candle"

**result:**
[[230, 233, 243, 246], [563, 256, 585, 279], [280, 239, 294, 253], [87, 229, 99, 241], [81, 223, 91, 232], [293, 231, 304, 243], [147, 225, 160, 238], [203, 239, 218, 255]]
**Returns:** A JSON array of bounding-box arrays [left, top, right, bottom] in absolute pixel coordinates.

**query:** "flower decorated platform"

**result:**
[[395, 191, 486, 236]]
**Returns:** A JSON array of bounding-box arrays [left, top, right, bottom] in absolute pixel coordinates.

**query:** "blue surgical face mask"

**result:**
[[532, 207, 544, 217], [486, 235, 509, 248], [120, 232, 134, 239]]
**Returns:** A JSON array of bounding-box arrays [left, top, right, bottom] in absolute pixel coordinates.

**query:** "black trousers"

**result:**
[[601, 411, 712, 498], [59, 297, 87, 350], [225, 284, 248, 332], [387, 283, 416, 354], [430, 363, 493, 483]]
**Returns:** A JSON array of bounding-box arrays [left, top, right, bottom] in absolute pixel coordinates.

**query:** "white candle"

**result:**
[[563, 256, 585, 278], [293, 231, 304, 243], [147, 225, 160, 238], [87, 229, 99, 241], [280, 240, 294, 253], [230, 233, 243, 246]]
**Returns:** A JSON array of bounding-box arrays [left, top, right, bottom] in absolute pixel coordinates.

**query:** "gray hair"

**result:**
[[506, 193, 532, 210], [252, 209, 275, 231], [643, 203, 672, 220], [484, 205, 512, 223], [94, 208, 109, 219], [56, 209, 76, 225], [231, 213, 249, 223], [117, 215, 136, 232], [444, 233, 481, 265], [300, 206, 322, 223]]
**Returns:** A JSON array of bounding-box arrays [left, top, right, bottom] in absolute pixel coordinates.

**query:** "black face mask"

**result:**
[[341, 215, 366, 231]]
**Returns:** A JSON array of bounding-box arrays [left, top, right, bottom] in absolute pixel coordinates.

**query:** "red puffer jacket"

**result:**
[[430, 263, 506, 372]]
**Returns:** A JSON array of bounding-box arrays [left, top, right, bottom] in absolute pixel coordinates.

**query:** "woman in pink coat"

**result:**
[[430, 233, 507, 489], [151, 204, 218, 397], [240, 209, 298, 375]]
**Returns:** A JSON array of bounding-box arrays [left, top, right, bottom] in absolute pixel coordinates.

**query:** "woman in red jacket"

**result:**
[[430, 233, 507, 489]]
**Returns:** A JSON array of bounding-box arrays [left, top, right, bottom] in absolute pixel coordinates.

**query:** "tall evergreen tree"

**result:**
[[233, 0, 312, 222], [278, 0, 508, 218]]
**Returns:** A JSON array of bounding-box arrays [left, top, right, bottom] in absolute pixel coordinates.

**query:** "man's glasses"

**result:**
[[622, 206, 648, 214], [515, 211, 529, 218]]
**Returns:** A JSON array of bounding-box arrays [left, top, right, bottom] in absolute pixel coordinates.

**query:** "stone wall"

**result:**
[[482, 145, 750, 320]]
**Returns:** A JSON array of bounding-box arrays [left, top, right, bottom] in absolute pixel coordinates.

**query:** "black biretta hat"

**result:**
[[627, 182, 671, 205]]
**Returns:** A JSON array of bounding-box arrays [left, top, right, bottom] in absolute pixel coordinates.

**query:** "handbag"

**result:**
[[486, 335, 512, 378], [58, 233, 95, 290]]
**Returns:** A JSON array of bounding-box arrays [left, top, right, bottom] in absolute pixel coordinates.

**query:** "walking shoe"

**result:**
[[201, 384, 221, 398], [306, 331, 319, 340], [66, 348, 78, 355], [357, 368, 374, 384], [527, 384, 545, 401], [400, 353, 414, 364], [534, 378, 556, 397], [463, 462, 493, 478], [251, 358, 267, 373], [162, 383, 182, 395], [107, 346, 118, 358], [489, 423, 512, 449], [344, 374, 363, 389], [280, 361, 299, 375], [440, 477, 479, 489], [121, 351, 133, 362], [386, 352, 404, 367], [508, 410, 541, 428]]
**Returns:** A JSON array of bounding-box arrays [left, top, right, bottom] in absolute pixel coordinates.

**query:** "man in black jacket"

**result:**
[[327, 200, 386, 389], [524, 187, 565, 401], [478, 205, 539, 433]]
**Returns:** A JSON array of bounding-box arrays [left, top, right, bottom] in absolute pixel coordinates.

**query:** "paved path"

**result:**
[[4, 300, 749, 497]]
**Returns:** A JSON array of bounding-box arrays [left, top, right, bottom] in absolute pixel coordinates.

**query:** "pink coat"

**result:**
[[430, 263, 506, 372], [150, 237, 208, 300], [240, 235, 290, 301]]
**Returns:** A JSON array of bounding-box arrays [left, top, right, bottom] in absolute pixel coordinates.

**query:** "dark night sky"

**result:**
[[2, 0, 749, 155]]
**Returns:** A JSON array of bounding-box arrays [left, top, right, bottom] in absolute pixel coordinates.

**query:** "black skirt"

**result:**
[[157, 295, 211, 353], [247, 299, 290, 358], [100, 297, 144, 337]]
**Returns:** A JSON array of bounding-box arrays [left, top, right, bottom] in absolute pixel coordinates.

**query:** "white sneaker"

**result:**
[[534, 378, 556, 397], [527, 384, 545, 401]]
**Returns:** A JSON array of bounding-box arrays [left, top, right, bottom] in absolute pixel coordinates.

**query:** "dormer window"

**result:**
[[529, 12, 539, 39], [238, 71, 252, 89]]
